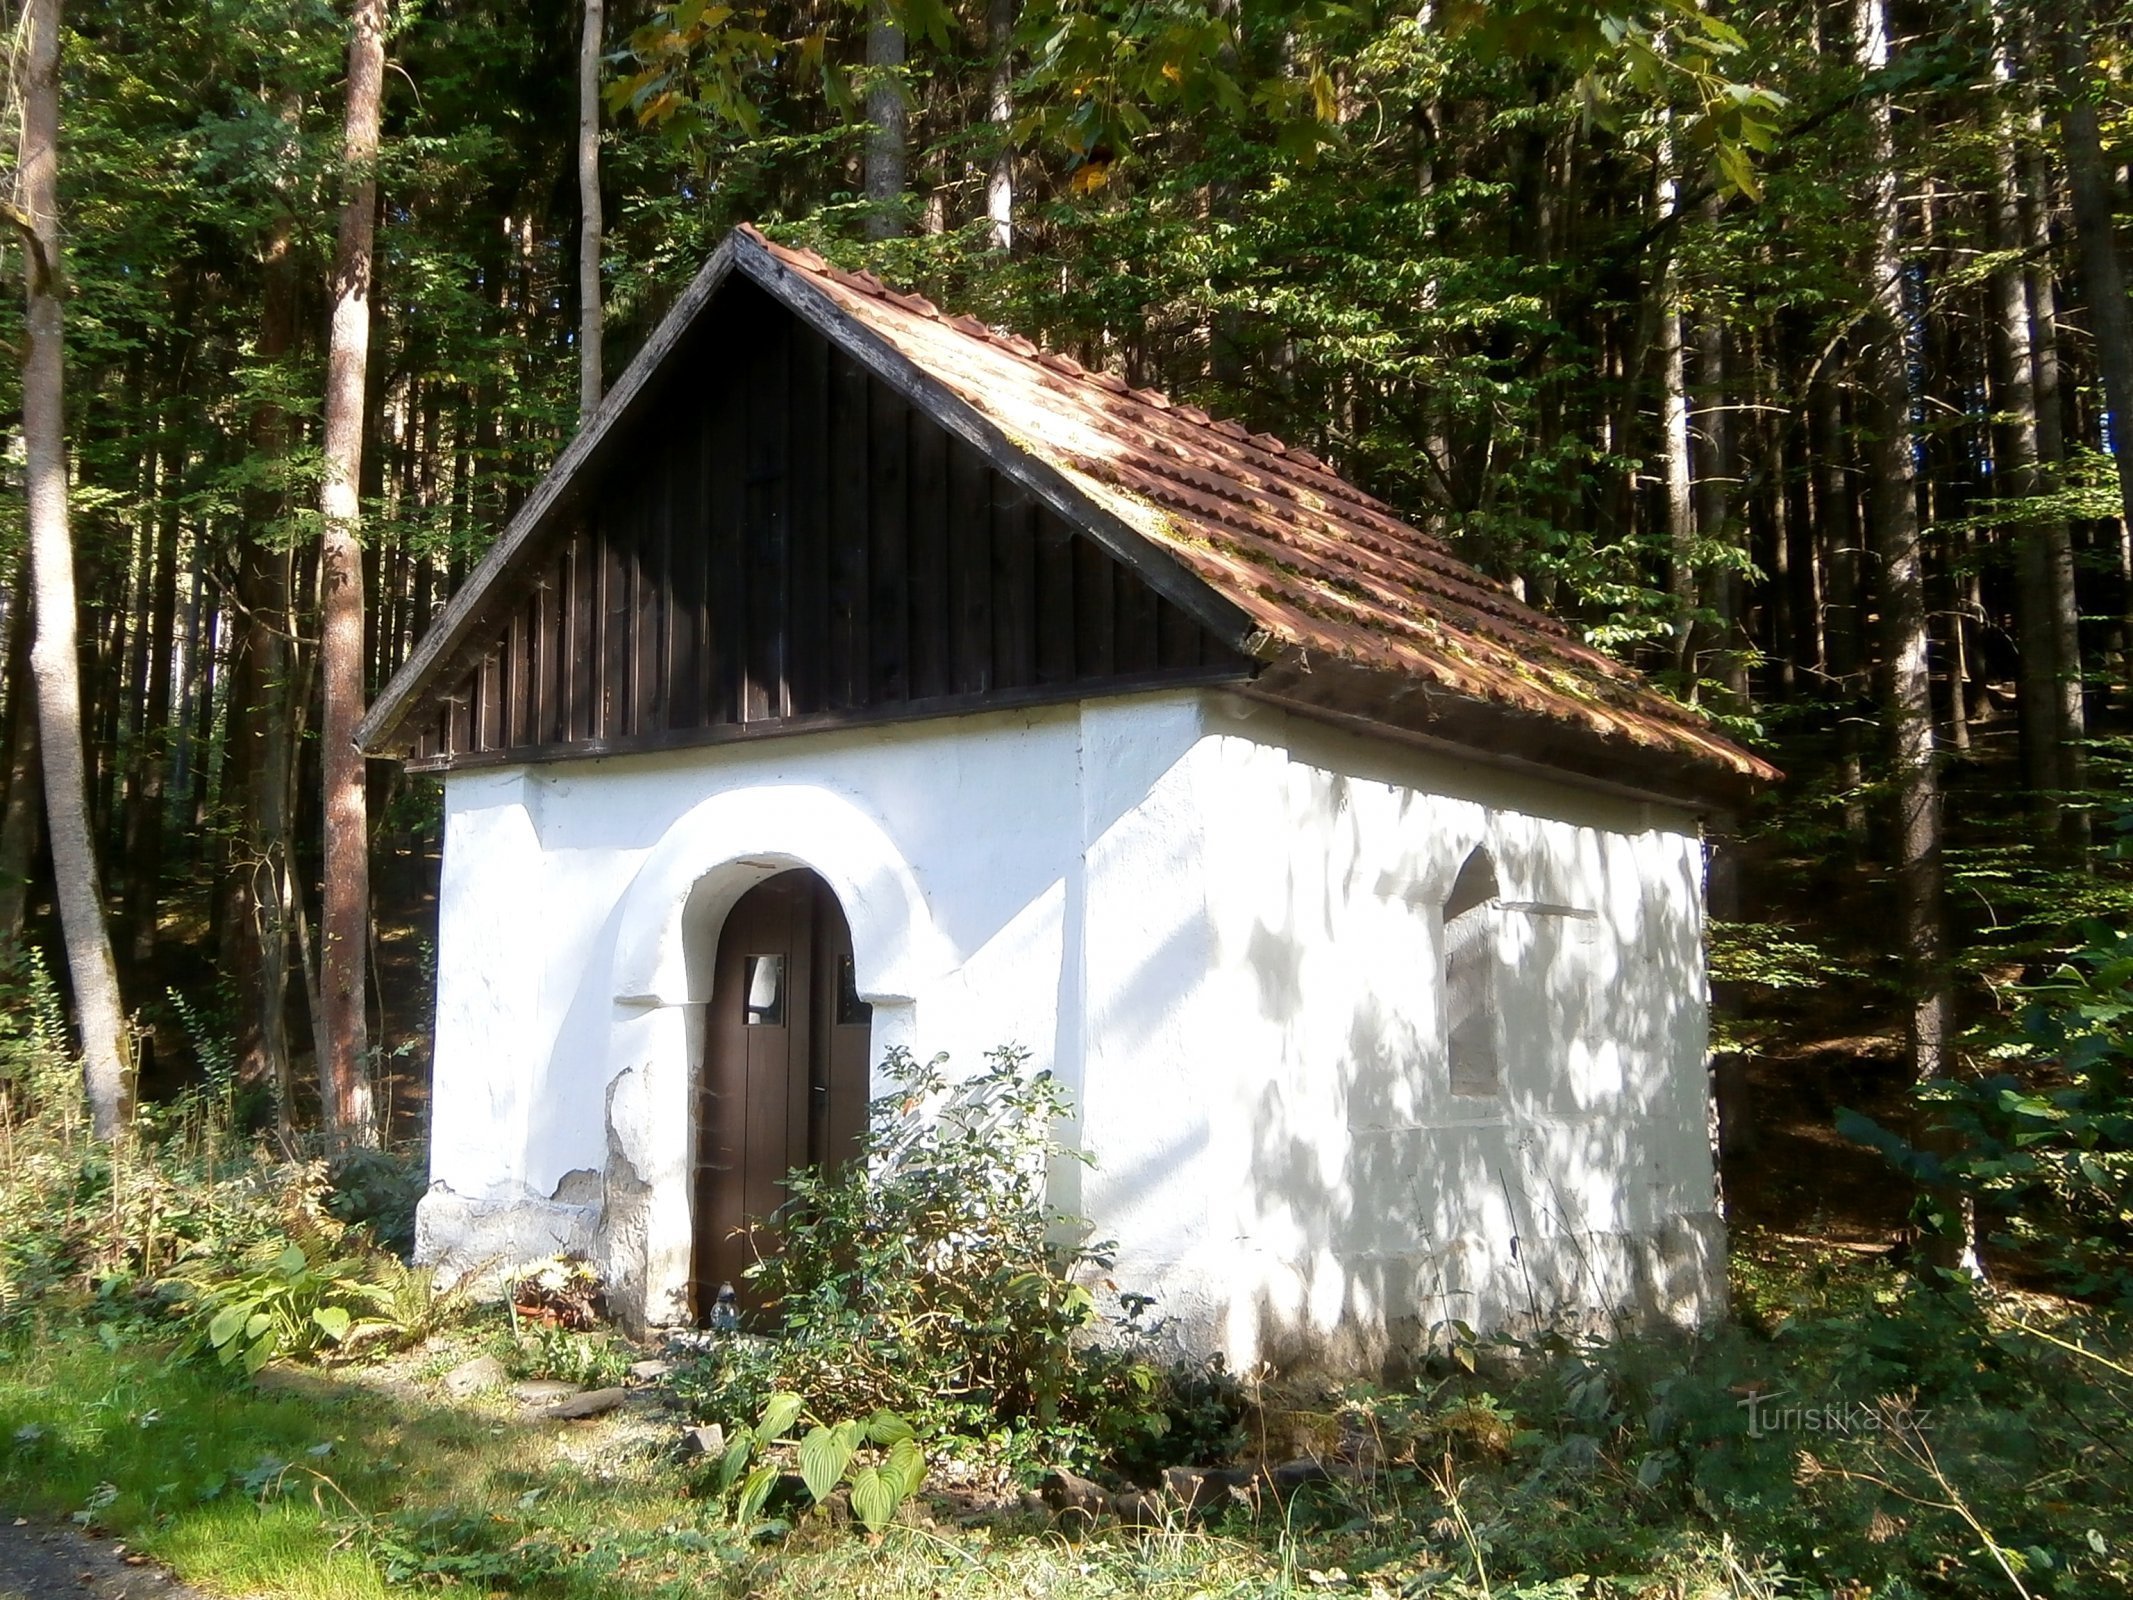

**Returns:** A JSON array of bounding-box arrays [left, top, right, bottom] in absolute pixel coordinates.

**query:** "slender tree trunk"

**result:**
[[1991, 68, 2084, 824], [2051, 0, 2133, 545], [317, 0, 386, 1147], [864, 0, 907, 240], [1655, 123, 1695, 677], [0, 583, 44, 952], [1857, 0, 1949, 1094], [1694, 302, 1746, 702], [122, 425, 184, 966], [985, 0, 1015, 250], [577, 0, 604, 419], [2021, 152, 2088, 817], [16, 0, 131, 1137]]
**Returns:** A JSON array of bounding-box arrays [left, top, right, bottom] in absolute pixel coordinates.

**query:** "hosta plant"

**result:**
[[712, 1391, 927, 1534], [174, 1241, 400, 1372]]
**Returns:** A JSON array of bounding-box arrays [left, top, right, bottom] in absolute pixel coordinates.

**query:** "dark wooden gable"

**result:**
[[405, 282, 1250, 771]]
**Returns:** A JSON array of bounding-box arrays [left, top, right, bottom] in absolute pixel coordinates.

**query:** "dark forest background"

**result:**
[[1, 0, 2130, 1211]]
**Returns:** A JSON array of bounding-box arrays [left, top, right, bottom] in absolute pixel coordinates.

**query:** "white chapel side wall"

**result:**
[[1182, 696, 1724, 1372]]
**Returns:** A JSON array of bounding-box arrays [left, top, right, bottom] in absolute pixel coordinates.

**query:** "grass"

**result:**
[[8, 1237, 2129, 1599], [0, 1313, 1790, 1600]]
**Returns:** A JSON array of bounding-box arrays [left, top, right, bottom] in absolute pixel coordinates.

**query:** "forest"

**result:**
[[0, 0, 2130, 1593], [0, 0, 2127, 1137]]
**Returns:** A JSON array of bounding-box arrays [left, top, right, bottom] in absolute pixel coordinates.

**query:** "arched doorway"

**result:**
[[692, 868, 873, 1319]]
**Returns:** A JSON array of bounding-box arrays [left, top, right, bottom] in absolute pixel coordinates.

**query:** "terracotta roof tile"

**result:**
[[735, 225, 1774, 789]]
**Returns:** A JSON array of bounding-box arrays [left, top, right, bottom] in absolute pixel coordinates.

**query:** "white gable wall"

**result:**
[[416, 688, 1722, 1364]]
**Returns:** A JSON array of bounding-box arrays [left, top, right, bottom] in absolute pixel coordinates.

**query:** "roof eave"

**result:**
[[1244, 653, 1777, 815]]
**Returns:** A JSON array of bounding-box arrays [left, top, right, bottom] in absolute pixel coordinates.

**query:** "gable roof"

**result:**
[[361, 224, 1777, 809]]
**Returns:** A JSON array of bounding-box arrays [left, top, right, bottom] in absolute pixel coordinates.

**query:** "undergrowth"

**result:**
[[1, 976, 2129, 1594]]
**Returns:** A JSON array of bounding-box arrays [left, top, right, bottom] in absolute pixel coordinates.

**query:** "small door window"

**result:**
[[743, 955, 785, 1025]]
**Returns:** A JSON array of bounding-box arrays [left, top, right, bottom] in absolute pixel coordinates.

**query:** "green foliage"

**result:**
[[173, 1242, 399, 1373], [324, 1147, 429, 1258], [673, 1045, 1247, 1480], [0, 957, 455, 1360], [508, 1323, 635, 1389], [1843, 921, 2133, 1307], [719, 1044, 1100, 1430], [706, 1392, 927, 1534], [1280, 1253, 2133, 1598]]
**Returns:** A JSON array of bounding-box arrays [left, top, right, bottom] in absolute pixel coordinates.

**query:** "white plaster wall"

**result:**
[[419, 705, 1107, 1322], [1147, 695, 1722, 1368], [418, 688, 1721, 1363]]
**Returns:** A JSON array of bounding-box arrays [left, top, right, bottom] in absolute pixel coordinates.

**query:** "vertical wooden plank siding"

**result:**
[[946, 443, 991, 696], [743, 322, 791, 722], [668, 423, 707, 731], [405, 295, 1242, 765], [1033, 508, 1076, 684], [826, 347, 870, 710], [601, 499, 631, 739], [991, 485, 1035, 691], [905, 401, 948, 701], [710, 362, 746, 727], [568, 528, 596, 741], [787, 320, 830, 718], [1073, 536, 1116, 678], [867, 383, 910, 704]]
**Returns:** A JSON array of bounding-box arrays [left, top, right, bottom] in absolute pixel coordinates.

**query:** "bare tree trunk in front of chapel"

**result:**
[[577, 0, 604, 419], [14, 0, 132, 1137], [318, 0, 387, 1148]]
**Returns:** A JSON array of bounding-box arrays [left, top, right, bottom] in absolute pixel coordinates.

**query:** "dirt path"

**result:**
[[0, 1519, 210, 1600]]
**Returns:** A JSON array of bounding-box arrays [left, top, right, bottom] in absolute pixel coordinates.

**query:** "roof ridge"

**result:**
[[739, 223, 1395, 519]]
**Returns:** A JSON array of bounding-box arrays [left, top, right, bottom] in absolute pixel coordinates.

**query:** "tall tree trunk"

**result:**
[[577, 0, 604, 419], [317, 0, 386, 1148], [122, 424, 184, 966], [16, 0, 131, 1137], [864, 0, 908, 239], [1653, 118, 1694, 678], [1991, 61, 2084, 823], [223, 183, 302, 1127], [985, 0, 1015, 250], [0, 580, 44, 953], [1857, 0, 1957, 1262], [1817, 388, 1869, 844], [1694, 301, 1745, 702], [2021, 149, 2088, 817], [2050, 0, 2133, 546]]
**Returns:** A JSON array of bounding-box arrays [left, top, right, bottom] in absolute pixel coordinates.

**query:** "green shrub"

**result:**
[[325, 1147, 429, 1258], [172, 1240, 400, 1372], [674, 1045, 1248, 1481], [705, 1392, 927, 1534], [507, 1323, 634, 1388], [734, 1044, 1101, 1431], [1841, 921, 2133, 1306]]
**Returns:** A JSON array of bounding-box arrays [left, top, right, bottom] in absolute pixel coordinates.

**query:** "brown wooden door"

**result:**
[[693, 869, 873, 1319]]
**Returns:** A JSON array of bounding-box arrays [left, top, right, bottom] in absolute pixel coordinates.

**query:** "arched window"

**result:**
[[1443, 847, 1501, 1098]]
